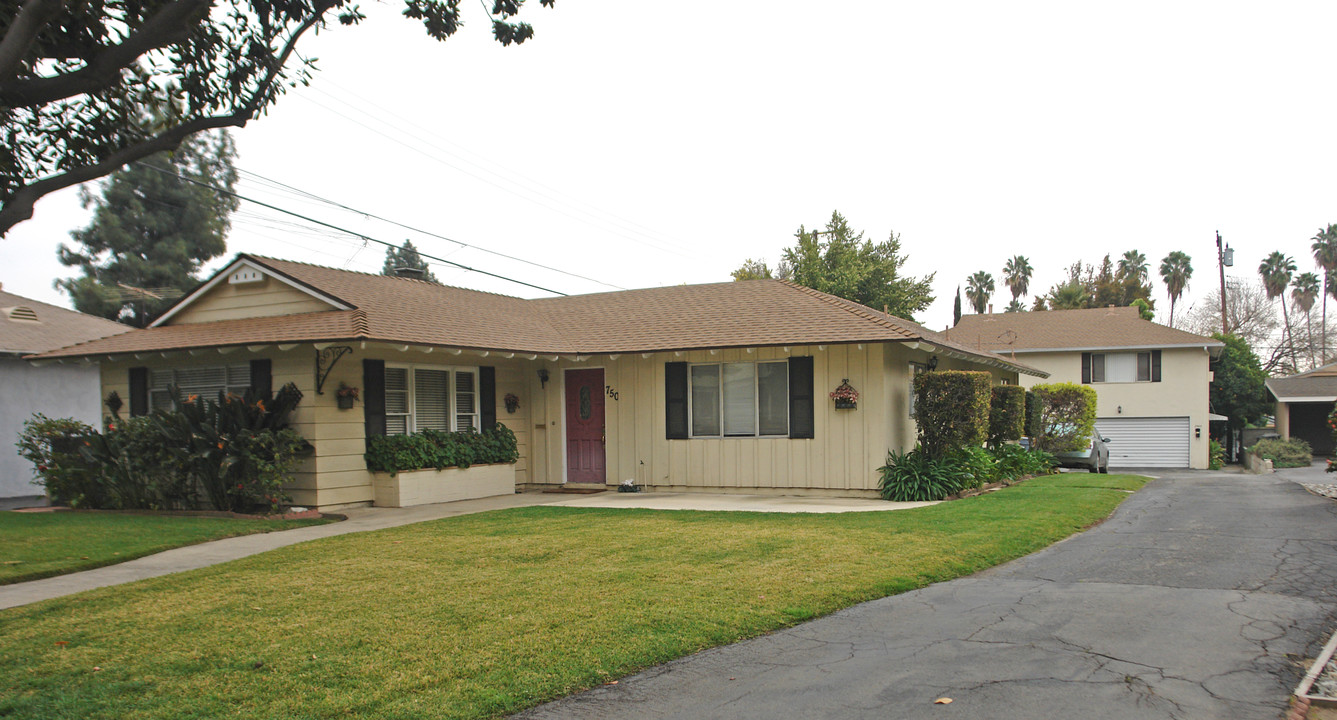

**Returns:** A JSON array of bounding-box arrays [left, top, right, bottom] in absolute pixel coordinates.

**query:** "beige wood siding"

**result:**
[[168, 275, 335, 325]]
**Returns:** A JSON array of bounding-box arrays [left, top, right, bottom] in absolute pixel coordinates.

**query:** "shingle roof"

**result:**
[[950, 306, 1222, 353], [32, 255, 1046, 376], [0, 289, 131, 354], [1266, 361, 1337, 401]]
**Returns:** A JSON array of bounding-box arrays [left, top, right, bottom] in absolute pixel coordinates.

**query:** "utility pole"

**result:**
[[1216, 231, 1233, 335]]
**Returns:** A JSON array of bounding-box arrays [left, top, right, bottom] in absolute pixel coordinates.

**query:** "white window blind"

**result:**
[[455, 371, 478, 430], [691, 364, 722, 436], [414, 369, 450, 431], [148, 364, 251, 411], [690, 361, 788, 438], [385, 367, 410, 435], [723, 363, 756, 436], [385, 365, 478, 435]]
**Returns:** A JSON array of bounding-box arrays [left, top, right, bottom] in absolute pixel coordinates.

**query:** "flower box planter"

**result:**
[[337, 396, 355, 410], [834, 400, 857, 410], [371, 463, 515, 508]]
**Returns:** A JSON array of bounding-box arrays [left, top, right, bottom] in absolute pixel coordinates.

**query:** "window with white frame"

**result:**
[[909, 362, 927, 416], [1090, 352, 1151, 383], [149, 364, 251, 411], [689, 361, 788, 437], [384, 365, 479, 435]]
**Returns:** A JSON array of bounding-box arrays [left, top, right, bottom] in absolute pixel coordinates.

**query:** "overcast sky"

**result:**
[[5, 1, 1337, 334]]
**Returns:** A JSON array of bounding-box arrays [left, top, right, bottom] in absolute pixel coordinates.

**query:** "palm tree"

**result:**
[[1292, 272, 1321, 368], [1004, 299, 1025, 313], [965, 271, 995, 314], [1259, 251, 1298, 370], [1312, 225, 1337, 363], [1002, 255, 1033, 302], [1158, 251, 1193, 326], [1118, 250, 1149, 285]]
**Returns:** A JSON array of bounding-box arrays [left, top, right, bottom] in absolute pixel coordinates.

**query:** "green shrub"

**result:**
[[16, 415, 100, 507], [988, 385, 1026, 447], [1248, 437, 1311, 468], [77, 416, 193, 510], [989, 443, 1056, 480], [365, 424, 520, 474], [949, 445, 997, 488], [1024, 390, 1042, 439], [1209, 439, 1224, 470], [877, 446, 971, 502], [913, 370, 992, 458], [1031, 382, 1098, 453]]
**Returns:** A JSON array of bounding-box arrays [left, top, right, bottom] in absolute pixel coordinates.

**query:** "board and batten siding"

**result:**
[[167, 275, 335, 325], [524, 342, 985, 496]]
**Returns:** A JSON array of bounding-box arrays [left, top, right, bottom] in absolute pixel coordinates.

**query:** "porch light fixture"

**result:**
[[538, 368, 550, 388], [927, 356, 939, 371]]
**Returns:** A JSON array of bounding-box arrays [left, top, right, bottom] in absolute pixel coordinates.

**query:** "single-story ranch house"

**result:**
[[32, 255, 1046, 510], [952, 307, 1223, 469], [1266, 362, 1337, 456]]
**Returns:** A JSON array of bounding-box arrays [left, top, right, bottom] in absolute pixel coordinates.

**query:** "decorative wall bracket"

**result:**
[[315, 346, 353, 395]]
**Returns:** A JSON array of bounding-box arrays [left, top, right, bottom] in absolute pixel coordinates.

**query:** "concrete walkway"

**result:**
[[517, 470, 1337, 720], [1, 490, 927, 611]]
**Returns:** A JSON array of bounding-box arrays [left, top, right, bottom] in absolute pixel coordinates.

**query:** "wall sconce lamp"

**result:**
[[1117, 405, 1122, 414], [927, 356, 939, 371], [537, 368, 549, 388]]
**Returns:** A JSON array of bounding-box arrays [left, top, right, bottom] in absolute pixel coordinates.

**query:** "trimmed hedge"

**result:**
[[913, 370, 992, 458], [365, 424, 520, 474], [1024, 390, 1042, 439], [988, 385, 1026, 447], [1031, 382, 1098, 453], [1248, 437, 1311, 468]]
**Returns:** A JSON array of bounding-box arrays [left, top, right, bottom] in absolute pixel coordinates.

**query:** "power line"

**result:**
[[233, 167, 625, 291], [135, 162, 568, 296]]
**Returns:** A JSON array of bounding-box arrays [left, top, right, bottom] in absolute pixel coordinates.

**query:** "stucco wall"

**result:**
[[1010, 347, 1214, 468], [2, 358, 104, 499]]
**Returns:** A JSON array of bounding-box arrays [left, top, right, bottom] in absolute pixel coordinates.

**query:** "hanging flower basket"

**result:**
[[504, 393, 520, 414], [830, 380, 859, 410], [336, 384, 359, 410]]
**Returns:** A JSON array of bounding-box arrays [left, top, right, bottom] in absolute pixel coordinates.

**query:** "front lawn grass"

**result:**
[[0, 512, 331, 585], [0, 473, 1148, 720]]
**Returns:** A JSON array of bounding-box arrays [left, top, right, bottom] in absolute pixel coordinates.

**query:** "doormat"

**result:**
[[542, 487, 607, 495]]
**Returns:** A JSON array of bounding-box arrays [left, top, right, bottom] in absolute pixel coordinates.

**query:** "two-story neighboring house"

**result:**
[[952, 307, 1223, 469]]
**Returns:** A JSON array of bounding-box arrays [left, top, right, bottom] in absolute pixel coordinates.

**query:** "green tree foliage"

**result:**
[[1259, 251, 1298, 371], [1005, 299, 1026, 313], [953, 286, 962, 326], [1210, 333, 1269, 436], [730, 259, 776, 281], [56, 131, 238, 327], [1130, 298, 1154, 321], [1031, 382, 1098, 453], [1292, 272, 1320, 367], [1040, 256, 1153, 314], [1159, 251, 1193, 326], [965, 271, 995, 314], [0, 0, 556, 236], [382, 240, 439, 283], [736, 210, 934, 320], [912, 370, 992, 458], [1002, 255, 1033, 301]]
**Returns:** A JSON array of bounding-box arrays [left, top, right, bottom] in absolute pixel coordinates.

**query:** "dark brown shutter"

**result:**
[[788, 356, 815, 439], [1151, 350, 1162, 382], [479, 366, 497, 430], [249, 359, 272, 400], [665, 362, 688, 439], [363, 359, 386, 438], [1081, 353, 1092, 384], [129, 367, 149, 417]]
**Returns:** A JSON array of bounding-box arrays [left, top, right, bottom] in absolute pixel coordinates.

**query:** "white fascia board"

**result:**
[[150, 258, 352, 328], [1004, 343, 1225, 354], [1273, 396, 1337, 403]]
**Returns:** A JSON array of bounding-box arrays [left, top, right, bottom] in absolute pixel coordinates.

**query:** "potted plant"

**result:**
[[830, 380, 859, 410], [504, 393, 520, 414], [336, 384, 360, 410]]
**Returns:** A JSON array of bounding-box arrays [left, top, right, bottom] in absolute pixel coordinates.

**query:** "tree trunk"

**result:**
[[1282, 296, 1297, 373]]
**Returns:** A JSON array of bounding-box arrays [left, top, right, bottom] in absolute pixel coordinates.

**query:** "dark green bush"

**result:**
[[877, 446, 972, 502], [988, 385, 1026, 447], [989, 443, 1056, 479], [1024, 390, 1042, 439], [19, 384, 308, 513], [950, 445, 997, 488], [1248, 437, 1311, 468], [1209, 439, 1224, 470], [1031, 383, 1098, 453], [913, 370, 992, 458], [365, 424, 520, 474]]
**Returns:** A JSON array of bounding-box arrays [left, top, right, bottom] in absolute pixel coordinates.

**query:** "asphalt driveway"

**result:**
[[517, 470, 1337, 719]]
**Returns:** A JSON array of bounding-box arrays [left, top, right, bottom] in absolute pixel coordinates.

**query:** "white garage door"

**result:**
[[1095, 417, 1190, 468]]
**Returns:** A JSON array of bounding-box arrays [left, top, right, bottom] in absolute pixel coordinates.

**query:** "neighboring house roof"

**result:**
[[0, 287, 131, 355], [33, 254, 1047, 377], [1266, 362, 1337, 402], [950, 306, 1223, 355]]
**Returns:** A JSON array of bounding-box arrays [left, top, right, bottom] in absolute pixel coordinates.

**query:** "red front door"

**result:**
[[565, 368, 606, 485]]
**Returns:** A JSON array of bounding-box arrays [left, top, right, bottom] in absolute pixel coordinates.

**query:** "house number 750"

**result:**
[[605, 385, 619, 401]]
